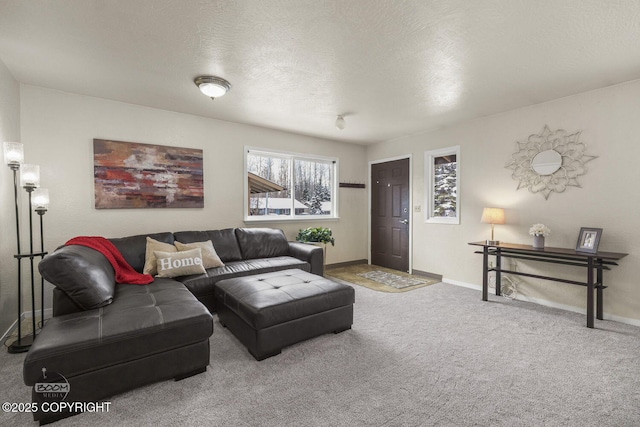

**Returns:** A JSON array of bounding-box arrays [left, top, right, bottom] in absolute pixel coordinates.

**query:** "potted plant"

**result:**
[[296, 227, 335, 246]]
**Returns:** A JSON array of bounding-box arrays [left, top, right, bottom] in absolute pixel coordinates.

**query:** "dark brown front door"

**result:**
[[371, 158, 410, 272]]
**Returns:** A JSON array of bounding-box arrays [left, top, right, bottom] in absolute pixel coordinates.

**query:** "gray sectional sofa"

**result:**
[[26, 227, 330, 424]]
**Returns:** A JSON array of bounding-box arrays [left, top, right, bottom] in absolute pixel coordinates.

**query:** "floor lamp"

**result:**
[[34, 189, 50, 326], [4, 143, 49, 353]]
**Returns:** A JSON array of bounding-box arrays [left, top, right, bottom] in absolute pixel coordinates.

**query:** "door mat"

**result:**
[[325, 264, 440, 293], [356, 270, 428, 289]]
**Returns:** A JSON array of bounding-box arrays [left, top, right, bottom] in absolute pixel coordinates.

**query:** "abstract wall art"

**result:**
[[93, 139, 204, 209]]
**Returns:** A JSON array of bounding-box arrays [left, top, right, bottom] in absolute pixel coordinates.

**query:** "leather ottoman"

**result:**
[[214, 269, 354, 360]]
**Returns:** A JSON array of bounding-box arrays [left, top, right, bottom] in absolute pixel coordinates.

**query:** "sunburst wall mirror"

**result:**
[[506, 125, 597, 199]]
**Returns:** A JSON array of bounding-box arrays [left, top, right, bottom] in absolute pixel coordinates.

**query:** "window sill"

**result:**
[[244, 216, 340, 223], [425, 217, 460, 225]]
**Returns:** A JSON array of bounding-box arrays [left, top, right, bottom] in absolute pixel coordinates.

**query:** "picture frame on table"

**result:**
[[575, 227, 602, 253]]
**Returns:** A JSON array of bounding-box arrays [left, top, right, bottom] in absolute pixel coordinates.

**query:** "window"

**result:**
[[425, 146, 460, 224], [245, 148, 337, 220]]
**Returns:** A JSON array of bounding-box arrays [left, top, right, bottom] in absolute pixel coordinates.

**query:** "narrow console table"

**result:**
[[468, 241, 628, 328]]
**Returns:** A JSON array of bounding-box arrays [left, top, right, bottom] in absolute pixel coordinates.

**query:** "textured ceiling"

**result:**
[[1, 0, 640, 145]]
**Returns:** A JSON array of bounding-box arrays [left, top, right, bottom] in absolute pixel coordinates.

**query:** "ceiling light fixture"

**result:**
[[194, 76, 232, 100], [335, 115, 346, 130]]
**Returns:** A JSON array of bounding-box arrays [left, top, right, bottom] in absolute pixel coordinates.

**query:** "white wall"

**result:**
[[16, 79, 640, 325], [18, 86, 368, 311], [368, 79, 640, 323], [0, 58, 21, 336]]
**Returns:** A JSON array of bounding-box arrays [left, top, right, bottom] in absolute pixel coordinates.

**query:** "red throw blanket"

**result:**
[[66, 236, 154, 285]]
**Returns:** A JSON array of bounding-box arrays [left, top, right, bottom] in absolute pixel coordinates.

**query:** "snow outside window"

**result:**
[[424, 146, 460, 224], [245, 148, 338, 221]]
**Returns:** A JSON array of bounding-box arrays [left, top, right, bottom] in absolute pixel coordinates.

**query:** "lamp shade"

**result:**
[[3, 141, 24, 166], [20, 164, 40, 188], [481, 207, 505, 224], [33, 188, 50, 209]]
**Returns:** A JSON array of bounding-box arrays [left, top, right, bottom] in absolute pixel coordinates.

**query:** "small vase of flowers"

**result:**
[[529, 223, 551, 249]]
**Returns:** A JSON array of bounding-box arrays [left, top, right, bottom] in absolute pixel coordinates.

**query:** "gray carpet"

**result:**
[[2, 282, 640, 426]]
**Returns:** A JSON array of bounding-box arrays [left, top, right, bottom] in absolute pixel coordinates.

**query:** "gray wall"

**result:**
[[368, 79, 640, 324], [0, 58, 21, 336]]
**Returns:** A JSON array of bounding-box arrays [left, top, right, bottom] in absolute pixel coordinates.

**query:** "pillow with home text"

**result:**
[[153, 248, 206, 278]]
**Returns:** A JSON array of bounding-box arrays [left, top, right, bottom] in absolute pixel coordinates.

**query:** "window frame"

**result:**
[[424, 145, 460, 224], [244, 146, 339, 222]]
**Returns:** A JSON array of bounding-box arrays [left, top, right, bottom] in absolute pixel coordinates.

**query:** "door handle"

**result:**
[[399, 219, 409, 224]]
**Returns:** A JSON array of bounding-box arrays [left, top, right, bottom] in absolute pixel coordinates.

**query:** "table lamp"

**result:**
[[481, 207, 505, 245]]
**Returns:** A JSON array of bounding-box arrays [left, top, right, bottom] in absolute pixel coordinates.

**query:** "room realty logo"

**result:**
[[34, 368, 70, 401]]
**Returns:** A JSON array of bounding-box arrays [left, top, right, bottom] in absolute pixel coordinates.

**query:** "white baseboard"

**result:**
[[443, 277, 640, 328], [444, 278, 481, 291], [1, 308, 53, 342]]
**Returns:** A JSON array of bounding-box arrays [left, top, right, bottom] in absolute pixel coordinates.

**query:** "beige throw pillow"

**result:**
[[154, 248, 206, 278], [144, 236, 177, 276], [175, 240, 224, 269]]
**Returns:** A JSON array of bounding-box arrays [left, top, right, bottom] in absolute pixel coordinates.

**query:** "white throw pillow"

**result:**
[[143, 237, 177, 276]]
